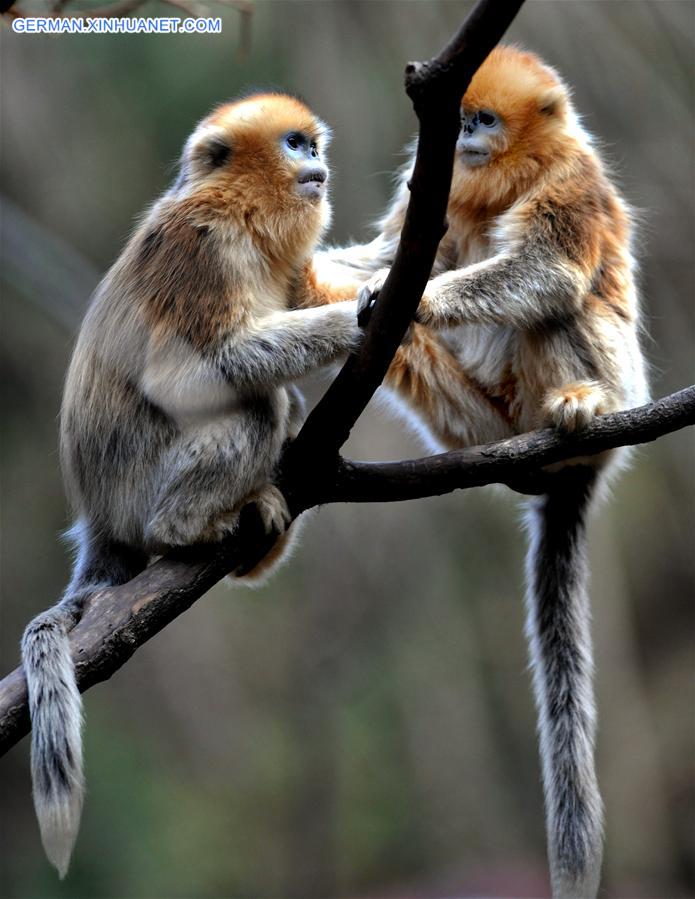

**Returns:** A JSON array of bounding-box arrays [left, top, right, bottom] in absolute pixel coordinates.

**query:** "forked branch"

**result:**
[[3, 0, 691, 760]]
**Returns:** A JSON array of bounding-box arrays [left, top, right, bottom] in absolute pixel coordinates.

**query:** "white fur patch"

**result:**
[[141, 337, 239, 428]]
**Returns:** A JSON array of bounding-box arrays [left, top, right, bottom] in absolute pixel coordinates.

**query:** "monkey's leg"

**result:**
[[145, 424, 298, 584], [22, 523, 147, 878], [144, 413, 282, 552], [384, 324, 513, 450], [524, 468, 603, 899]]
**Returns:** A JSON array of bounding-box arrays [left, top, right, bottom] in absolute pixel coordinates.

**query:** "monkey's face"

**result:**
[[453, 45, 569, 186], [175, 93, 332, 256], [281, 130, 329, 201], [457, 107, 505, 167]]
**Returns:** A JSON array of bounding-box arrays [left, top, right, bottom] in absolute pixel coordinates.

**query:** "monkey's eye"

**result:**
[[286, 133, 302, 151], [310, 141, 318, 158], [478, 111, 497, 127]]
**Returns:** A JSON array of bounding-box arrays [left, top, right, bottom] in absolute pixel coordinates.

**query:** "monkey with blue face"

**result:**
[[307, 47, 648, 899], [22, 93, 365, 878]]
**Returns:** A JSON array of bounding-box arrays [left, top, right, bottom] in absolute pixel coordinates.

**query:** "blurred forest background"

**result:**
[[1, 1, 693, 897]]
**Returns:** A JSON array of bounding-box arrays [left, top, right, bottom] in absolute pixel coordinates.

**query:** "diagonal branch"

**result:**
[[1, 386, 693, 755], [284, 0, 525, 467]]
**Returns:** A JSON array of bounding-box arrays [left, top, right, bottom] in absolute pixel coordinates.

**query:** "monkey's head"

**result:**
[[175, 93, 332, 260], [453, 46, 574, 205]]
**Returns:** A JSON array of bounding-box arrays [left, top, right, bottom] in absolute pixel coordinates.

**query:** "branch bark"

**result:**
[[1, 386, 693, 754]]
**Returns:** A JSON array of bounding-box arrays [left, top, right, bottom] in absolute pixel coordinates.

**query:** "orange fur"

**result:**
[[367, 45, 646, 439]]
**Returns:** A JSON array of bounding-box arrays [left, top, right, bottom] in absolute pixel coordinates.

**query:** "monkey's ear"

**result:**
[[203, 136, 232, 169], [538, 85, 566, 117]]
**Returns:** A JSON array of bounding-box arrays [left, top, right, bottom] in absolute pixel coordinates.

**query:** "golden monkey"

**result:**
[[21, 93, 363, 878], [310, 47, 648, 898]]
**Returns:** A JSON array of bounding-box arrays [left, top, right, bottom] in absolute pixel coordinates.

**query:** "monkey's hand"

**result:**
[[357, 268, 390, 327], [245, 483, 292, 536], [357, 268, 420, 346], [543, 381, 613, 432]]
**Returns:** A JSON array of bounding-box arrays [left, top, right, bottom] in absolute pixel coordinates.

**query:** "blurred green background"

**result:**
[[1, 1, 693, 897]]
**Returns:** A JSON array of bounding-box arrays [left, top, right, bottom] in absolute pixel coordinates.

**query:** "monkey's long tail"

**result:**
[[21, 599, 86, 879], [524, 467, 603, 899]]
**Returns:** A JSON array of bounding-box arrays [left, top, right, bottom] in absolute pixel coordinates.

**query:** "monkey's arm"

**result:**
[[318, 235, 394, 281], [316, 175, 410, 285], [292, 241, 393, 310], [217, 303, 362, 388], [418, 198, 599, 329], [416, 244, 590, 330], [296, 178, 413, 309], [361, 197, 596, 330], [141, 303, 360, 420], [293, 259, 362, 308], [295, 220, 405, 310]]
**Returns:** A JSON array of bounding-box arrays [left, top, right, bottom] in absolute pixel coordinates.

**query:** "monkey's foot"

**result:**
[[245, 484, 291, 535], [145, 506, 218, 548], [199, 510, 240, 542], [544, 381, 611, 432]]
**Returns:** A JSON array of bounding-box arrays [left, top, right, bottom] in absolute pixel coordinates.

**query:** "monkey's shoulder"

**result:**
[[114, 209, 251, 349]]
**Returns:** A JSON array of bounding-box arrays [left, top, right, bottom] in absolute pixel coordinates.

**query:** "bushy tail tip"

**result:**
[[22, 607, 85, 878], [35, 789, 84, 879]]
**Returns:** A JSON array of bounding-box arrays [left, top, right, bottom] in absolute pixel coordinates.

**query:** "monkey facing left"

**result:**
[[21, 92, 364, 878]]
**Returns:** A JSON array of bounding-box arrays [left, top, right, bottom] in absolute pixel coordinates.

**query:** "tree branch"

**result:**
[[325, 386, 695, 504], [284, 0, 525, 468], [1, 386, 693, 754]]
